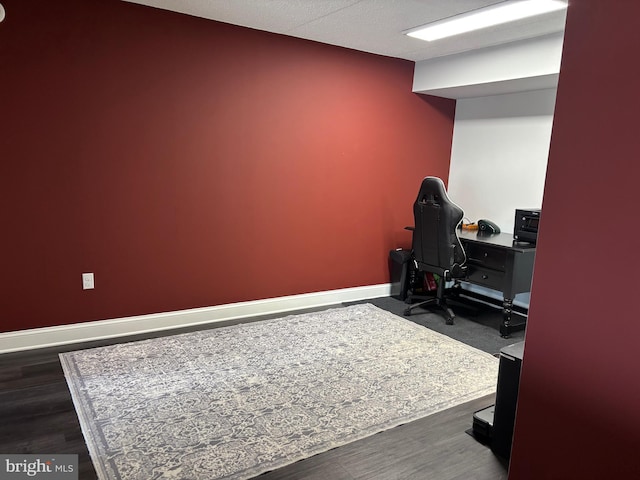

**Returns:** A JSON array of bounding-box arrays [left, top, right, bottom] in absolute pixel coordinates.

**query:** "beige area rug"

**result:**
[[60, 303, 499, 480]]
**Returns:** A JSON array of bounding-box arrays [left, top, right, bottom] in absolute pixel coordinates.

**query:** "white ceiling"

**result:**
[[122, 0, 567, 62]]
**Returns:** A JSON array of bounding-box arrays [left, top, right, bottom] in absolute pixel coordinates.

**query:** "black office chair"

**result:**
[[404, 176, 467, 325]]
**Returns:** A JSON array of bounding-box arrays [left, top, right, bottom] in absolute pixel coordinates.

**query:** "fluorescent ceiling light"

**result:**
[[406, 0, 568, 42]]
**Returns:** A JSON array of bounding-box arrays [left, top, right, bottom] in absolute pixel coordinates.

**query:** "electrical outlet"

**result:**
[[82, 272, 95, 290]]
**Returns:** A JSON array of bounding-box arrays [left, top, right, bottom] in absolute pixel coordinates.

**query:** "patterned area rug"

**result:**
[[60, 303, 499, 480]]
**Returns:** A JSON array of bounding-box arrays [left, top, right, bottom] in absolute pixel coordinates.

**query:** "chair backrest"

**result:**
[[412, 176, 466, 273]]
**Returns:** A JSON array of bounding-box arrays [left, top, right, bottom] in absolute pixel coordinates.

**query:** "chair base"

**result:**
[[403, 296, 456, 325]]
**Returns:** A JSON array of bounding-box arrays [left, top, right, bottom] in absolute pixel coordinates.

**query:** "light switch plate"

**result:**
[[82, 272, 95, 290]]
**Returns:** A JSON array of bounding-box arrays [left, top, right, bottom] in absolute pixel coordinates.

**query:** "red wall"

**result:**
[[0, 0, 455, 332], [510, 1, 640, 478]]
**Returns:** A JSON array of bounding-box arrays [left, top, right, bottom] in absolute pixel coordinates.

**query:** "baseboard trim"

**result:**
[[0, 284, 391, 354]]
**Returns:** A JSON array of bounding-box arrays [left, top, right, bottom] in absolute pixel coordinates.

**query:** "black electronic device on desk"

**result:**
[[514, 208, 541, 244], [477, 219, 500, 234], [458, 218, 500, 233]]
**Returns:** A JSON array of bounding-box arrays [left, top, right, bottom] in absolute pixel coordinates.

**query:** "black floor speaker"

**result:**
[[491, 341, 525, 459]]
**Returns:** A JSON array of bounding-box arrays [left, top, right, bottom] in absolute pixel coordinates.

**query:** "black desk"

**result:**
[[457, 230, 536, 337]]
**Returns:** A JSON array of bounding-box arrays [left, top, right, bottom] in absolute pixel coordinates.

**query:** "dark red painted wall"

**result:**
[[510, 1, 640, 478], [0, 0, 454, 332]]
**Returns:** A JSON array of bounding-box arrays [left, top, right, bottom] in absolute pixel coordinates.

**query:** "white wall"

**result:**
[[447, 88, 556, 234]]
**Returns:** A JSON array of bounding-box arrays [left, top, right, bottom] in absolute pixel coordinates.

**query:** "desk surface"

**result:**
[[457, 230, 536, 252]]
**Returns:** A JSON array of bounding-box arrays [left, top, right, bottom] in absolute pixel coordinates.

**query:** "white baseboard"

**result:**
[[0, 284, 391, 354]]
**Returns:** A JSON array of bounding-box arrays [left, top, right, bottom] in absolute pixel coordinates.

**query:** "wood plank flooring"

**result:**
[[0, 347, 97, 479], [0, 308, 508, 480]]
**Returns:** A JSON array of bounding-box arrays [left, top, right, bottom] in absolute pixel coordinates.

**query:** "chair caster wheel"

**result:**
[[404, 308, 412, 316]]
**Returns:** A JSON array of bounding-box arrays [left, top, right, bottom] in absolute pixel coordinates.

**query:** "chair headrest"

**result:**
[[416, 176, 449, 206]]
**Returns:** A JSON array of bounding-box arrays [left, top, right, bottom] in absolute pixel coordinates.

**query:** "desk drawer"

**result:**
[[467, 267, 506, 291], [465, 244, 508, 271]]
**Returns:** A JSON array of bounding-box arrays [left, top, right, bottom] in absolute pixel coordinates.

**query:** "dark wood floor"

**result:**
[[0, 309, 508, 480]]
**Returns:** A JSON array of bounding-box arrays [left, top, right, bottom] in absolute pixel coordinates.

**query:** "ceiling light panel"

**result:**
[[406, 0, 568, 41]]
